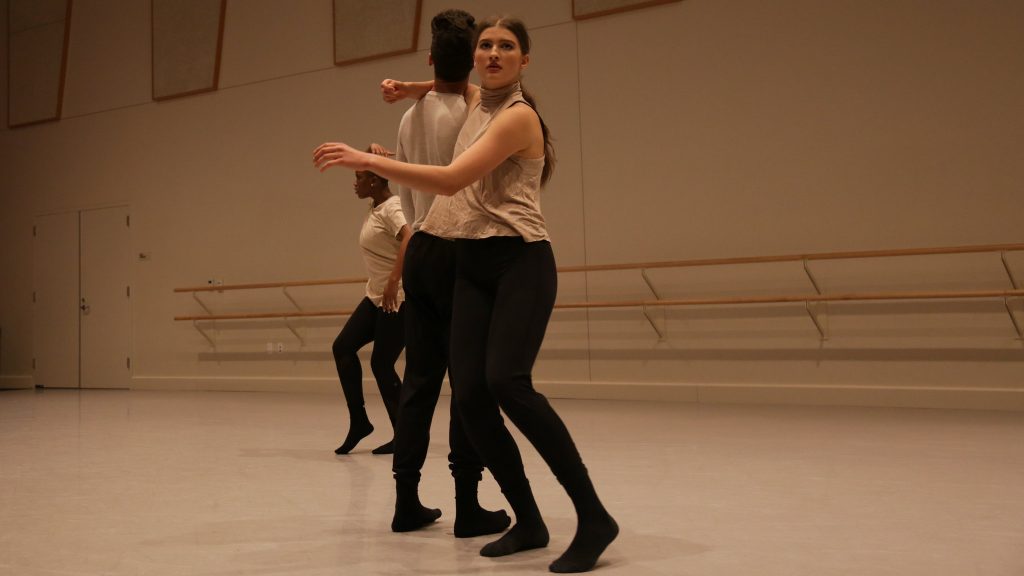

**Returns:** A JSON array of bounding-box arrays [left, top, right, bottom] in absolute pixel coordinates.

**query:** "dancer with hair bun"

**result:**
[[330, 146, 409, 456]]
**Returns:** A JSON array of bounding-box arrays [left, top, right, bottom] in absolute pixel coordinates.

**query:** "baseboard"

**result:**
[[130, 376, 1024, 411], [0, 375, 34, 389]]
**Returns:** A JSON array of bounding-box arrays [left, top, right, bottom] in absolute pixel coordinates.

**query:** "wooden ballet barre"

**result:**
[[174, 276, 367, 294], [552, 288, 1024, 310], [175, 309, 354, 322], [556, 242, 1024, 273], [174, 242, 1024, 342], [174, 242, 1024, 294], [175, 289, 1024, 321]]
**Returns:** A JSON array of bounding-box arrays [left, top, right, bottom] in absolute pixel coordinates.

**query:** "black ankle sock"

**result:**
[[391, 502, 442, 532], [334, 416, 372, 455], [454, 505, 511, 538], [479, 520, 549, 557], [548, 514, 619, 573], [371, 439, 394, 455]]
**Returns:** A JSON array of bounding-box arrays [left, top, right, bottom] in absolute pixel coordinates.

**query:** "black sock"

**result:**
[[548, 466, 618, 573], [548, 514, 619, 573], [453, 475, 511, 538], [455, 506, 511, 538], [392, 478, 442, 532], [371, 440, 394, 455], [391, 503, 442, 532], [334, 412, 372, 455], [479, 520, 549, 557]]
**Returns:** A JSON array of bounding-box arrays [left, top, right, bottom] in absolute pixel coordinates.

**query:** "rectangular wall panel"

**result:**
[[151, 0, 225, 100], [7, 0, 69, 126], [333, 0, 420, 66]]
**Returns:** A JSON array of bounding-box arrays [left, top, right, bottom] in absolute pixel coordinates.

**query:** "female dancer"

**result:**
[[315, 19, 617, 572], [331, 148, 411, 456]]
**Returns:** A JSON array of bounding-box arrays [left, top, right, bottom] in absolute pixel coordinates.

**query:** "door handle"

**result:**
[[80, 298, 90, 314]]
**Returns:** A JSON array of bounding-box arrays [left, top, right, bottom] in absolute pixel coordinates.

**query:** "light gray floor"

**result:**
[[1, 388, 1022, 575]]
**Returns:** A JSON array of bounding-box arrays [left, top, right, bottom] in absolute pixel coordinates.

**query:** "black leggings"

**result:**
[[449, 237, 584, 496], [332, 296, 404, 423], [393, 232, 484, 482]]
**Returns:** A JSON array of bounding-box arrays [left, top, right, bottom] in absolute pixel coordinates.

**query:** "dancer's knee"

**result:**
[[485, 370, 529, 406], [332, 333, 356, 360], [370, 354, 398, 384]]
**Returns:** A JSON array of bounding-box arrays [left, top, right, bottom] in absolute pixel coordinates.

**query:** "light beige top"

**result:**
[[359, 196, 406, 307], [395, 91, 468, 233], [421, 84, 549, 242]]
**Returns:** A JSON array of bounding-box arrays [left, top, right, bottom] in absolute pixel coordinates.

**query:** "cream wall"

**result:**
[[0, 0, 1022, 408]]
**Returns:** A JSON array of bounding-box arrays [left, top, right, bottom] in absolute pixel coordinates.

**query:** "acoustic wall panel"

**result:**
[[6, 0, 70, 127], [333, 0, 420, 66], [573, 0, 681, 21], [151, 0, 225, 100]]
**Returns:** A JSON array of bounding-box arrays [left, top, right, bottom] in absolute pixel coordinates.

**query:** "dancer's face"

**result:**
[[474, 26, 528, 89], [353, 171, 378, 199]]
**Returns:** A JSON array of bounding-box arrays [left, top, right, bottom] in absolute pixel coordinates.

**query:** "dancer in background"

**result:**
[[384, 9, 511, 538], [316, 17, 617, 573], [331, 146, 410, 456]]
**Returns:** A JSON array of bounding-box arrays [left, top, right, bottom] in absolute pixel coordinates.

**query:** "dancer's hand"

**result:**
[[382, 278, 400, 313], [380, 79, 408, 103], [368, 143, 395, 157], [380, 79, 433, 103], [313, 142, 367, 172]]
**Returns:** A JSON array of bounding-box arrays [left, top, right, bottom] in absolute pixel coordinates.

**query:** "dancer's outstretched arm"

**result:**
[[381, 78, 479, 108], [314, 104, 538, 196]]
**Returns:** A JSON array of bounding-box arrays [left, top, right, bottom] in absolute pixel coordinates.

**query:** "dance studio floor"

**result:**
[[1, 388, 1022, 576]]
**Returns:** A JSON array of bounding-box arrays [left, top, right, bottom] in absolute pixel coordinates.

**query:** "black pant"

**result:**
[[332, 296, 404, 423], [393, 232, 484, 482], [449, 237, 584, 496]]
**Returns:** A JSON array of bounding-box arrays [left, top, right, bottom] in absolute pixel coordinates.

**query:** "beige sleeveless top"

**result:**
[[420, 83, 549, 242]]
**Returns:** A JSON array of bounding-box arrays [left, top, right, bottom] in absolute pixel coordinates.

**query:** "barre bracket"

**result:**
[[640, 269, 665, 341]]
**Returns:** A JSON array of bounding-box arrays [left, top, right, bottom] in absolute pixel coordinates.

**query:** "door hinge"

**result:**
[[127, 357, 131, 370], [32, 225, 37, 237], [127, 285, 131, 298], [126, 215, 131, 228]]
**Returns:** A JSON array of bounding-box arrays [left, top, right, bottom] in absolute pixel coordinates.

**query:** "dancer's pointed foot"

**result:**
[[548, 514, 619, 573], [371, 439, 394, 455], [480, 520, 549, 557], [391, 502, 442, 532], [334, 418, 373, 455], [454, 506, 511, 538]]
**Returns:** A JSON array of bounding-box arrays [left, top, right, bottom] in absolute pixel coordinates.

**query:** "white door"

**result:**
[[32, 212, 80, 388], [80, 206, 132, 389]]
